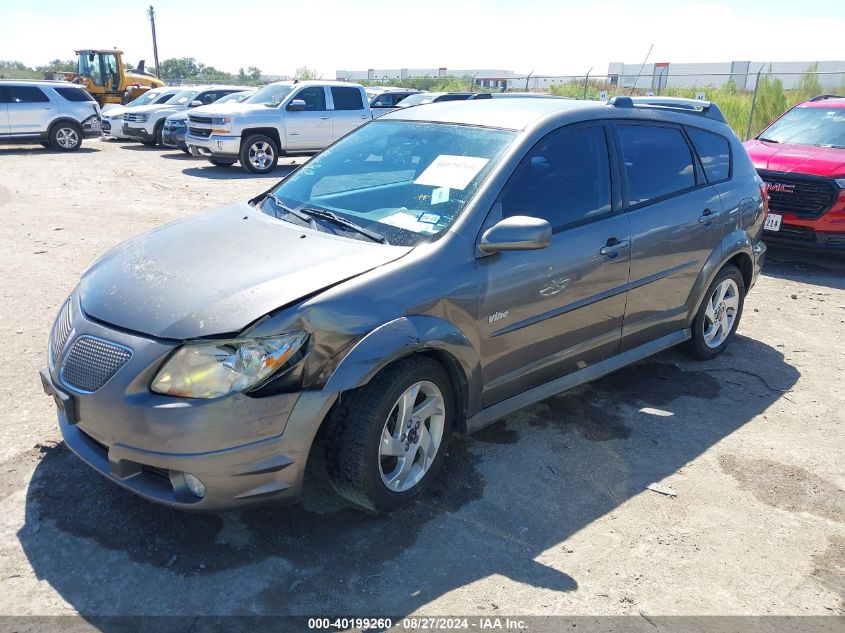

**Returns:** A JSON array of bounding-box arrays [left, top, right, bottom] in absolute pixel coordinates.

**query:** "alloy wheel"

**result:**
[[248, 141, 275, 170], [378, 380, 445, 493], [703, 278, 739, 348], [56, 127, 79, 149]]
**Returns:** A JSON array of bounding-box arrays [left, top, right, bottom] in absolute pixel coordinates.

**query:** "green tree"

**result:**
[[238, 67, 246, 82], [248, 66, 262, 82], [294, 66, 320, 80], [751, 66, 788, 137], [794, 62, 822, 102], [158, 57, 199, 82]]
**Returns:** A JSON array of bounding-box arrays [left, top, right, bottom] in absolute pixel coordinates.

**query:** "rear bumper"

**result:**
[[81, 115, 101, 138], [751, 239, 766, 288]]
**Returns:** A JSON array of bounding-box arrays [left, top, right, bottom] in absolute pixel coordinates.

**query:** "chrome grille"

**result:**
[[50, 301, 73, 365], [760, 171, 838, 219], [189, 115, 212, 125], [61, 336, 131, 393], [123, 113, 149, 123], [188, 126, 211, 138]]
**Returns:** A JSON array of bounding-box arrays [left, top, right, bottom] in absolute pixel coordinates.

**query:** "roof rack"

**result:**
[[607, 95, 726, 123], [809, 94, 844, 101]]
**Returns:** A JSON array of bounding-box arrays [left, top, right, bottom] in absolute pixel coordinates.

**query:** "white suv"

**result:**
[[122, 85, 251, 146], [0, 80, 101, 151]]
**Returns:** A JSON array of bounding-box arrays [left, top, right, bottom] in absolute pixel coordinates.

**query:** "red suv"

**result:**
[[744, 95, 845, 249]]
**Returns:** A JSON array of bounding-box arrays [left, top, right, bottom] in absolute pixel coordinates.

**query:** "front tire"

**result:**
[[324, 356, 455, 513], [239, 134, 279, 174], [209, 158, 236, 167], [49, 122, 82, 151], [683, 264, 745, 359]]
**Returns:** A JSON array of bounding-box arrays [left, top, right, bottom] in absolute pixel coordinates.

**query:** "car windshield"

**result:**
[[261, 120, 516, 246], [397, 93, 440, 107], [170, 89, 200, 105], [217, 91, 254, 104], [760, 106, 845, 147], [245, 84, 294, 107], [129, 90, 164, 107]]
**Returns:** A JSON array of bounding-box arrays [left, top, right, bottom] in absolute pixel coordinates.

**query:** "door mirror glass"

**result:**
[[479, 216, 552, 254], [287, 99, 307, 111]]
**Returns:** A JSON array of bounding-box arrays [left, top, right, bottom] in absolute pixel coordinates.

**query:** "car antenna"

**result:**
[[629, 43, 654, 96]]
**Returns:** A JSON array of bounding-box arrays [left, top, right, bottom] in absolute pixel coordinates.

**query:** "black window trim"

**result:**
[[610, 120, 709, 212], [5, 84, 50, 104], [684, 124, 733, 185], [495, 120, 623, 234]]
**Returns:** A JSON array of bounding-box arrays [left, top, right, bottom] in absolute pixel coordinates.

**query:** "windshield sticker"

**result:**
[[418, 212, 441, 224], [380, 211, 440, 234], [414, 155, 490, 191], [430, 187, 450, 205]]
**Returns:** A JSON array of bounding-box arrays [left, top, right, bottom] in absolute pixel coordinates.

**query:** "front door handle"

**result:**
[[698, 208, 714, 225], [599, 238, 630, 258], [319, 116, 330, 120]]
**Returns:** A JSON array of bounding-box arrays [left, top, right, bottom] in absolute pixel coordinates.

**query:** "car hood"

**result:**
[[743, 140, 845, 176], [79, 202, 412, 339], [190, 102, 276, 117], [165, 111, 189, 122]]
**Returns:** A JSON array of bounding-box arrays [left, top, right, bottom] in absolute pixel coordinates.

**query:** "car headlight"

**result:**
[[211, 116, 232, 133], [835, 178, 845, 188], [151, 331, 308, 399]]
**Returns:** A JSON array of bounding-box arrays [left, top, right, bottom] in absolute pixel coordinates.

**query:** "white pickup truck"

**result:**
[[185, 80, 372, 173]]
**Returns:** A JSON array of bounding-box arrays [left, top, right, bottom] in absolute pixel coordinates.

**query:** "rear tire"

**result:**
[[49, 122, 82, 152], [324, 356, 455, 513], [239, 134, 279, 174], [209, 158, 236, 167], [682, 264, 745, 360]]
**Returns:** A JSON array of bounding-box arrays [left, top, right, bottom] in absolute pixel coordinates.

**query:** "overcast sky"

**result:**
[[2, 0, 844, 78]]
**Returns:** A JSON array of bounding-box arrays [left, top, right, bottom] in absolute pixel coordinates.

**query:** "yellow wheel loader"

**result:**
[[68, 49, 165, 107]]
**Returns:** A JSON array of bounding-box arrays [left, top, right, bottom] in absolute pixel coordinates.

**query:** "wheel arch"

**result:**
[[321, 316, 480, 433], [241, 127, 283, 151], [48, 117, 82, 136], [687, 229, 754, 324]]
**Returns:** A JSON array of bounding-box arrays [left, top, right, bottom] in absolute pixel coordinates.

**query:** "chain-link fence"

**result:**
[[477, 66, 845, 140]]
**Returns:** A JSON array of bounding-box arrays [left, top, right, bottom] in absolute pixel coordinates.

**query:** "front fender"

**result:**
[[322, 315, 481, 428], [686, 228, 754, 322]]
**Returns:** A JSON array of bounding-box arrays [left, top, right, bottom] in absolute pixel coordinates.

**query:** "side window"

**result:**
[[617, 124, 696, 206], [294, 87, 327, 111], [54, 87, 95, 102], [198, 91, 220, 105], [331, 86, 364, 111], [686, 127, 731, 183], [500, 126, 613, 230], [8, 86, 50, 104]]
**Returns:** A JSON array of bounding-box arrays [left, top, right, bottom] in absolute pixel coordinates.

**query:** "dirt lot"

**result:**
[[0, 139, 844, 624]]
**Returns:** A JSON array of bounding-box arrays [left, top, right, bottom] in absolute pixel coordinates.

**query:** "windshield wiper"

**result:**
[[758, 137, 779, 143], [263, 193, 318, 230], [299, 207, 388, 244]]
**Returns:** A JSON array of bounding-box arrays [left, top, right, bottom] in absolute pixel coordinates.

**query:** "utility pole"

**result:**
[[148, 5, 160, 78]]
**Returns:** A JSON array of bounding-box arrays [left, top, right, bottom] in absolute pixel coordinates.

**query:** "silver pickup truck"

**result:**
[[185, 80, 372, 173]]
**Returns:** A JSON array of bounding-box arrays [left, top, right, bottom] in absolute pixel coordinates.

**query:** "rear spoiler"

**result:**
[[607, 96, 726, 123]]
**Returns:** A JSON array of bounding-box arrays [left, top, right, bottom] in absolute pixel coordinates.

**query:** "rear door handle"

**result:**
[[698, 208, 714, 225], [599, 239, 630, 257]]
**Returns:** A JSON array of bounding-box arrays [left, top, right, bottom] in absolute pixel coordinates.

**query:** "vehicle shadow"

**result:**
[[762, 243, 845, 291], [18, 335, 798, 618], [181, 164, 300, 180], [0, 147, 99, 156]]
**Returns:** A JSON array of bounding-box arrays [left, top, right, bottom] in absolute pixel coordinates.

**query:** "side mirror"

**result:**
[[287, 99, 307, 111], [478, 216, 552, 254], [190, 100, 203, 107]]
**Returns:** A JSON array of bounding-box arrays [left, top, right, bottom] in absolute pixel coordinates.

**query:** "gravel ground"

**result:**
[[0, 139, 843, 623]]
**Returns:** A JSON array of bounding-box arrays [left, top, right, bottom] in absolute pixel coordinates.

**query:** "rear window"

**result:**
[[331, 86, 364, 111], [7, 86, 49, 103], [55, 87, 95, 102], [617, 124, 696, 206], [687, 127, 731, 183]]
